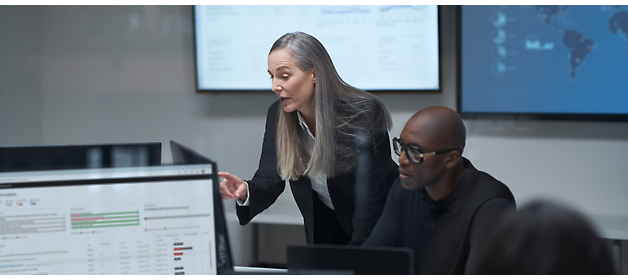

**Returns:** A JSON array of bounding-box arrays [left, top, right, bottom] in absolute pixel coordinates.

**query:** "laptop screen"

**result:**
[[0, 164, 220, 275], [288, 244, 415, 275]]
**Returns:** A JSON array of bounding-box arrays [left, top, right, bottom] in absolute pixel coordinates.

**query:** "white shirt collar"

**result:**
[[296, 112, 332, 209], [296, 110, 315, 139]]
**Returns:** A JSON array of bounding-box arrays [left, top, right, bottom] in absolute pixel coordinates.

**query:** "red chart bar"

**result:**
[[174, 248, 183, 251], [174, 253, 183, 256]]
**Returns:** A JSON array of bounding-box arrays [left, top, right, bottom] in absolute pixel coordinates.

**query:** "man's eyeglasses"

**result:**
[[392, 137, 457, 164]]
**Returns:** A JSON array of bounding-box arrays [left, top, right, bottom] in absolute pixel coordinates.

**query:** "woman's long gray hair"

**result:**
[[271, 32, 392, 180]]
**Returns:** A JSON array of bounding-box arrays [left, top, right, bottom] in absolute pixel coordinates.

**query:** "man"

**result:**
[[363, 106, 516, 274]]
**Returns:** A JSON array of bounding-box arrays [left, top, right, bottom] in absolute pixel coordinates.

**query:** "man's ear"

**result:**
[[445, 150, 461, 169]]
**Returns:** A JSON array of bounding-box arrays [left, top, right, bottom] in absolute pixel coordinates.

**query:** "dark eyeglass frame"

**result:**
[[392, 137, 457, 164]]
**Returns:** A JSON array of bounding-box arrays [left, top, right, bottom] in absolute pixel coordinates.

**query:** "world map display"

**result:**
[[460, 5, 628, 116], [536, 5, 628, 80]]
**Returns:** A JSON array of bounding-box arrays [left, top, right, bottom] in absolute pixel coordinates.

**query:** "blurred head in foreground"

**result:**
[[474, 200, 615, 275]]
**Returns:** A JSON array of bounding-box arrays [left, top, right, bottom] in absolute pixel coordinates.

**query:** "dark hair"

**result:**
[[474, 200, 615, 274]]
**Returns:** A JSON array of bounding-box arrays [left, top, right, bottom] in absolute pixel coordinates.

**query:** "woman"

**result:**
[[218, 32, 398, 245]]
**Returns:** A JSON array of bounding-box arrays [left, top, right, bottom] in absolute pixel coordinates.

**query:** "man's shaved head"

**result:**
[[404, 106, 466, 153]]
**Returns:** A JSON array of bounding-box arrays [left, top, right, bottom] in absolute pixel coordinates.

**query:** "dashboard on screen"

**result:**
[[194, 5, 440, 92], [457, 5, 628, 121], [0, 165, 219, 275]]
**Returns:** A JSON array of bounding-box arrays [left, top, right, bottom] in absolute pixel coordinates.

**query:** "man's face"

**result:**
[[396, 118, 449, 191]]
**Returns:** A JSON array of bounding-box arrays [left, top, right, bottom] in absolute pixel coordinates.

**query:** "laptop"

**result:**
[[0, 160, 231, 275], [0, 142, 162, 172], [287, 244, 415, 275]]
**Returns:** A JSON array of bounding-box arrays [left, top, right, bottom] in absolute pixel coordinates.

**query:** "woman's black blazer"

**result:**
[[236, 100, 399, 245]]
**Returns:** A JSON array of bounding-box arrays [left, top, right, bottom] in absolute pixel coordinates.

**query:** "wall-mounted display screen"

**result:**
[[194, 5, 440, 92], [458, 5, 628, 121]]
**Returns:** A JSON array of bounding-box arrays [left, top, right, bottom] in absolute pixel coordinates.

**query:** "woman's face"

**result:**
[[267, 49, 316, 116]]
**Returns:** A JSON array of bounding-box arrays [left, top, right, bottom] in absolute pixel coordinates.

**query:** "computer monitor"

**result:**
[[169, 141, 234, 274], [287, 244, 415, 275], [0, 162, 231, 275], [170, 141, 214, 165], [0, 142, 162, 172]]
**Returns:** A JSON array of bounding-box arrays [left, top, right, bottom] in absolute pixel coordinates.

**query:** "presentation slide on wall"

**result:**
[[195, 5, 440, 91], [0, 179, 216, 275], [460, 5, 628, 114]]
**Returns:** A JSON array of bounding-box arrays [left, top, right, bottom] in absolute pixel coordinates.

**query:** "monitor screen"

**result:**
[[0, 164, 224, 275], [457, 5, 628, 121], [194, 5, 440, 92]]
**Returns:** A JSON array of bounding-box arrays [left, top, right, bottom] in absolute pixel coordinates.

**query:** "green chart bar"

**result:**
[[71, 211, 140, 229]]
